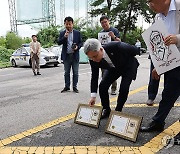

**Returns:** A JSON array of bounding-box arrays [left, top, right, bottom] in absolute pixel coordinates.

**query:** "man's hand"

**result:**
[[64, 31, 69, 38], [152, 68, 160, 80], [37, 52, 40, 57], [108, 31, 115, 39], [164, 35, 177, 46], [89, 97, 96, 106]]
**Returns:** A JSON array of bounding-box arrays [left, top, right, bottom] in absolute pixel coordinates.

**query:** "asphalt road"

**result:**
[[0, 53, 179, 153]]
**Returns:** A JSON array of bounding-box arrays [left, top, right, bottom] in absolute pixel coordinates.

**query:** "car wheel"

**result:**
[[11, 59, 17, 67], [54, 64, 58, 67]]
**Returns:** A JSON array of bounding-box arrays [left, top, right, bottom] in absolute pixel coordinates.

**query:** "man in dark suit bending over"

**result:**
[[83, 38, 140, 119]]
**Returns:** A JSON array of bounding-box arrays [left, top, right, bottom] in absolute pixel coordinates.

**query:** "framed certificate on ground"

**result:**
[[105, 111, 142, 142], [74, 104, 103, 128]]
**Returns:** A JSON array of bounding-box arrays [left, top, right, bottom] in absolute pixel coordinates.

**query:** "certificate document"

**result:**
[[106, 111, 142, 142], [74, 104, 103, 128]]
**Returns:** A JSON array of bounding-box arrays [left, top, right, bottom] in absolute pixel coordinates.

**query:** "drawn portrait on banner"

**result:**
[[142, 19, 180, 75], [149, 30, 172, 64], [98, 32, 111, 45]]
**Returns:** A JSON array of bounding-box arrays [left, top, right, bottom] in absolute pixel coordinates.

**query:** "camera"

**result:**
[[71, 43, 77, 50]]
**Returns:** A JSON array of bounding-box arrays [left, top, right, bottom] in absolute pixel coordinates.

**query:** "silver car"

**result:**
[[10, 47, 59, 67]]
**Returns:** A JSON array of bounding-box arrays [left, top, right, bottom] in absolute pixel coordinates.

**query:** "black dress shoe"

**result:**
[[37, 72, 41, 75], [140, 121, 165, 132], [73, 87, 79, 93], [61, 87, 70, 93], [174, 132, 180, 145], [33, 72, 37, 76], [101, 109, 111, 119]]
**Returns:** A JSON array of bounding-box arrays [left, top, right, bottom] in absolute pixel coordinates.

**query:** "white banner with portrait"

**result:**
[[142, 19, 180, 75], [98, 32, 111, 45]]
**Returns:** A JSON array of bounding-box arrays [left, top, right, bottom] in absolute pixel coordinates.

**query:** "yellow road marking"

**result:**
[[111, 103, 180, 108], [0, 82, 179, 154], [0, 121, 179, 154], [109, 85, 148, 102], [143, 121, 180, 153], [0, 85, 149, 148], [0, 113, 75, 148]]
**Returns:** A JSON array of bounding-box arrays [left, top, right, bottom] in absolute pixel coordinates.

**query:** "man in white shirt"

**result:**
[[140, 0, 180, 132]]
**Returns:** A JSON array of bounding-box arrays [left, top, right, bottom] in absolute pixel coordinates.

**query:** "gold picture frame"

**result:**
[[74, 104, 103, 128], [105, 111, 142, 142]]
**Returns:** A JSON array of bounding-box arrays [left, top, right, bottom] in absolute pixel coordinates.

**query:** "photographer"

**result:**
[[58, 16, 83, 93]]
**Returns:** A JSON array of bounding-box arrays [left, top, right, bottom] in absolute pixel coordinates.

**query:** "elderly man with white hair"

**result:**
[[84, 38, 140, 119]]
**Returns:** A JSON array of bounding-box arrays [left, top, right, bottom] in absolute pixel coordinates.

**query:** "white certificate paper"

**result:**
[[105, 111, 142, 142], [108, 115, 129, 134], [142, 19, 180, 75], [76, 107, 100, 125], [98, 32, 111, 45]]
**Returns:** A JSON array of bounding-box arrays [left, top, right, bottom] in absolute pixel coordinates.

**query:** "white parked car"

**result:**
[[10, 46, 59, 67], [49, 46, 89, 64], [48, 45, 62, 64]]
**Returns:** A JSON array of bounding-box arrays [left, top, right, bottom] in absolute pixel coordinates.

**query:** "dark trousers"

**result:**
[[63, 54, 79, 88], [152, 67, 180, 123], [101, 69, 117, 92], [148, 61, 160, 100], [31, 54, 40, 73], [99, 68, 132, 111]]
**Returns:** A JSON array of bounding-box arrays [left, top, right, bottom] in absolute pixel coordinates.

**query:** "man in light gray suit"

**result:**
[[30, 35, 41, 76], [141, 0, 180, 132]]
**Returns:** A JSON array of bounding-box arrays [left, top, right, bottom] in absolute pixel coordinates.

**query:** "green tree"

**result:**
[[37, 25, 60, 48], [81, 26, 102, 42], [90, 0, 155, 41], [0, 46, 13, 62], [0, 36, 6, 47], [124, 27, 145, 47], [72, 18, 102, 42], [5, 32, 23, 49], [22, 37, 31, 44]]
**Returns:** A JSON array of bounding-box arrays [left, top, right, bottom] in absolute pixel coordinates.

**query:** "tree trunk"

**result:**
[[122, 1, 133, 41], [107, 0, 112, 10]]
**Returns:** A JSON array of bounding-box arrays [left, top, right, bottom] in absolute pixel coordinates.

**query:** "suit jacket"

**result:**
[[58, 29, 83, 61], [29, 41, 41, 58], [90, 41, 140, 93]]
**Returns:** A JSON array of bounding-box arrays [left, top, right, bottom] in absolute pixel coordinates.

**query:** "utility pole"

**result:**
[[49, 0, 56, 26], [42, 0, 49, 27], [8, 0, 17, 34], [86, 0, 94, 28], [74, 0, 79, 20], [60, 0, 65, 25]]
